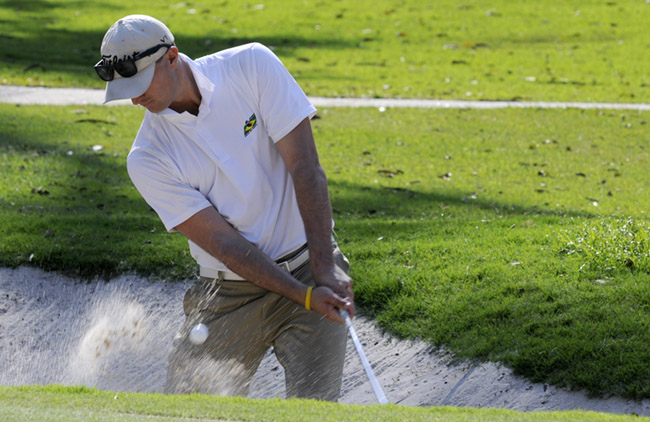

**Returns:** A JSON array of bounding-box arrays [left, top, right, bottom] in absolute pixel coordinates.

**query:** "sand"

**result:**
[[1, 266, 649, 416]]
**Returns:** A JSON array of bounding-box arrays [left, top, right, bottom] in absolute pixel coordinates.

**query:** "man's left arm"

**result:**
[[275, 117, 355, 317]]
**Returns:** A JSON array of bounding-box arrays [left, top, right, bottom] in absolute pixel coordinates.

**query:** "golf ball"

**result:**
[[189, 323, 209, 345]]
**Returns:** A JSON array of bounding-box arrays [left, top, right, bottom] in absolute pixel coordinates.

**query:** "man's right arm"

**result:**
[[174, 206, 350, 323]]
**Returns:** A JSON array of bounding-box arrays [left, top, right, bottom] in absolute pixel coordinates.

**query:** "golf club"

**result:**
[[340, 309, 388, 405]]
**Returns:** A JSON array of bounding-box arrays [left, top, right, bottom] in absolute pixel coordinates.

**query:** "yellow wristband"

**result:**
[[305, 286, 314, 310]]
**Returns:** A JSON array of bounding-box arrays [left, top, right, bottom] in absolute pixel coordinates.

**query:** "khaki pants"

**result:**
[[164, 245, 349, 401]]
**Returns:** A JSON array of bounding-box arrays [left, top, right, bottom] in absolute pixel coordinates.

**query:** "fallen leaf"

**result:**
[[384, 187, 415, 196], [31, 186, 50, 196], [378, 169, 403, 177], [23, 63, 46, 72], [74, 119, 116, 125]]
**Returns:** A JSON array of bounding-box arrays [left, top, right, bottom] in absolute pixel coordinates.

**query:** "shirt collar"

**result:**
[[155, 52, 214, 120]]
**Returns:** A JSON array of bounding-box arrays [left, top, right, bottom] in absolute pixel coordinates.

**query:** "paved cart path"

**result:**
[[2, 85, 650, 110]]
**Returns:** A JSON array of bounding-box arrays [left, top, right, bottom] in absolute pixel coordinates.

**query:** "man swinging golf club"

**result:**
[[96, 15, 354, 401]]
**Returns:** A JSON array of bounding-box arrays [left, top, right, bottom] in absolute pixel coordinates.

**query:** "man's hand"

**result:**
[[310, 285, 353, 323], [313, 264, 355, 318]]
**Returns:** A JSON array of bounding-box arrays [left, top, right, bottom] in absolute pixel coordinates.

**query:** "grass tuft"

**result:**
[[559, 217, 650, 276]]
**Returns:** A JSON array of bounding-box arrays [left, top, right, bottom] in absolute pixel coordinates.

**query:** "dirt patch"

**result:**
[[1, 266, 648, 415]]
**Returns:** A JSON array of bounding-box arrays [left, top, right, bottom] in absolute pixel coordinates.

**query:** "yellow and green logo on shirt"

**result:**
[[244, 113, 257, 137]]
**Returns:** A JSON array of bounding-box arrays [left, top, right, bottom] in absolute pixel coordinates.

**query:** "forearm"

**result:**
[[207, 227, 348, 322], [214, 232, 309, 303], [290, 161, 336, 273], [176, 208, 308, 306], [175, 206, 349, 322]]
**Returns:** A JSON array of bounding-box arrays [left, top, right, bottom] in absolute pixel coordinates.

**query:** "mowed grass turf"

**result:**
[[1, 0, 649, 102], [2, 103, 650, 400], [1, 385, 648, 422]]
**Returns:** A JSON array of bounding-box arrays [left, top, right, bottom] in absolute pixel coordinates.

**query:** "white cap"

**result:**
[[99, 15, 174, 103]]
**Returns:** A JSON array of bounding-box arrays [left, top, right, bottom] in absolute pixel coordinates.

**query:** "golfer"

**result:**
[[96, 15, 354, 401]]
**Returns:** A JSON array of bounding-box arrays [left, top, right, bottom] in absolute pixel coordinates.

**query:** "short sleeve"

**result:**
[[127, 149, 212, 232], [248, 43, 317, 142]]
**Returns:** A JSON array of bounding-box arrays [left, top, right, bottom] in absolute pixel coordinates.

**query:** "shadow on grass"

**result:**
[[0, 5, 357, 83], [1, 0, 54, 10], [329, 179, 597, 220], [0, 107, 197, 279]]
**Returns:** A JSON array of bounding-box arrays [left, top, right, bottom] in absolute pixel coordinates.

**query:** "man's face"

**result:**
[[131, 53, 175, 113]]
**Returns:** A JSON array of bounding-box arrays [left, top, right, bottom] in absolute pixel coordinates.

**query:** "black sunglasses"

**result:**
[[94, 43, 173, 82]]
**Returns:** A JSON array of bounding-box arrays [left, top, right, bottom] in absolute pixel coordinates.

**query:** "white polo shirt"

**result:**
[[127, 43, 319, 272]]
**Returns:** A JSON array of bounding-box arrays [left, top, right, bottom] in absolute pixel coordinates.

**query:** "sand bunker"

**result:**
[[1, 266, 648, 415]]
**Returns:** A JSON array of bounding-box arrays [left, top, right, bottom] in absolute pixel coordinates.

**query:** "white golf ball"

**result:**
[[189, 323, 209, 345]]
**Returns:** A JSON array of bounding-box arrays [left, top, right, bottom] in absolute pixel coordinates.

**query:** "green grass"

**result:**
[[0, 385, 646, 422], [3, 103, 650, 401], [0, 104, 195, 279], [1, 0, 650, 102]]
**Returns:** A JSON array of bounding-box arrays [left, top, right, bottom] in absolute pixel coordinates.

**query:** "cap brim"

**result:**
[[103, 63, 156, 103]]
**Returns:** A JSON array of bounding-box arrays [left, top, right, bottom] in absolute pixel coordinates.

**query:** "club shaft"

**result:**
[[341, 310, 388, 405]]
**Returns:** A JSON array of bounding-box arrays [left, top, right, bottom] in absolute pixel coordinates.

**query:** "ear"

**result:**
[[166, 46, 180, 68]]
